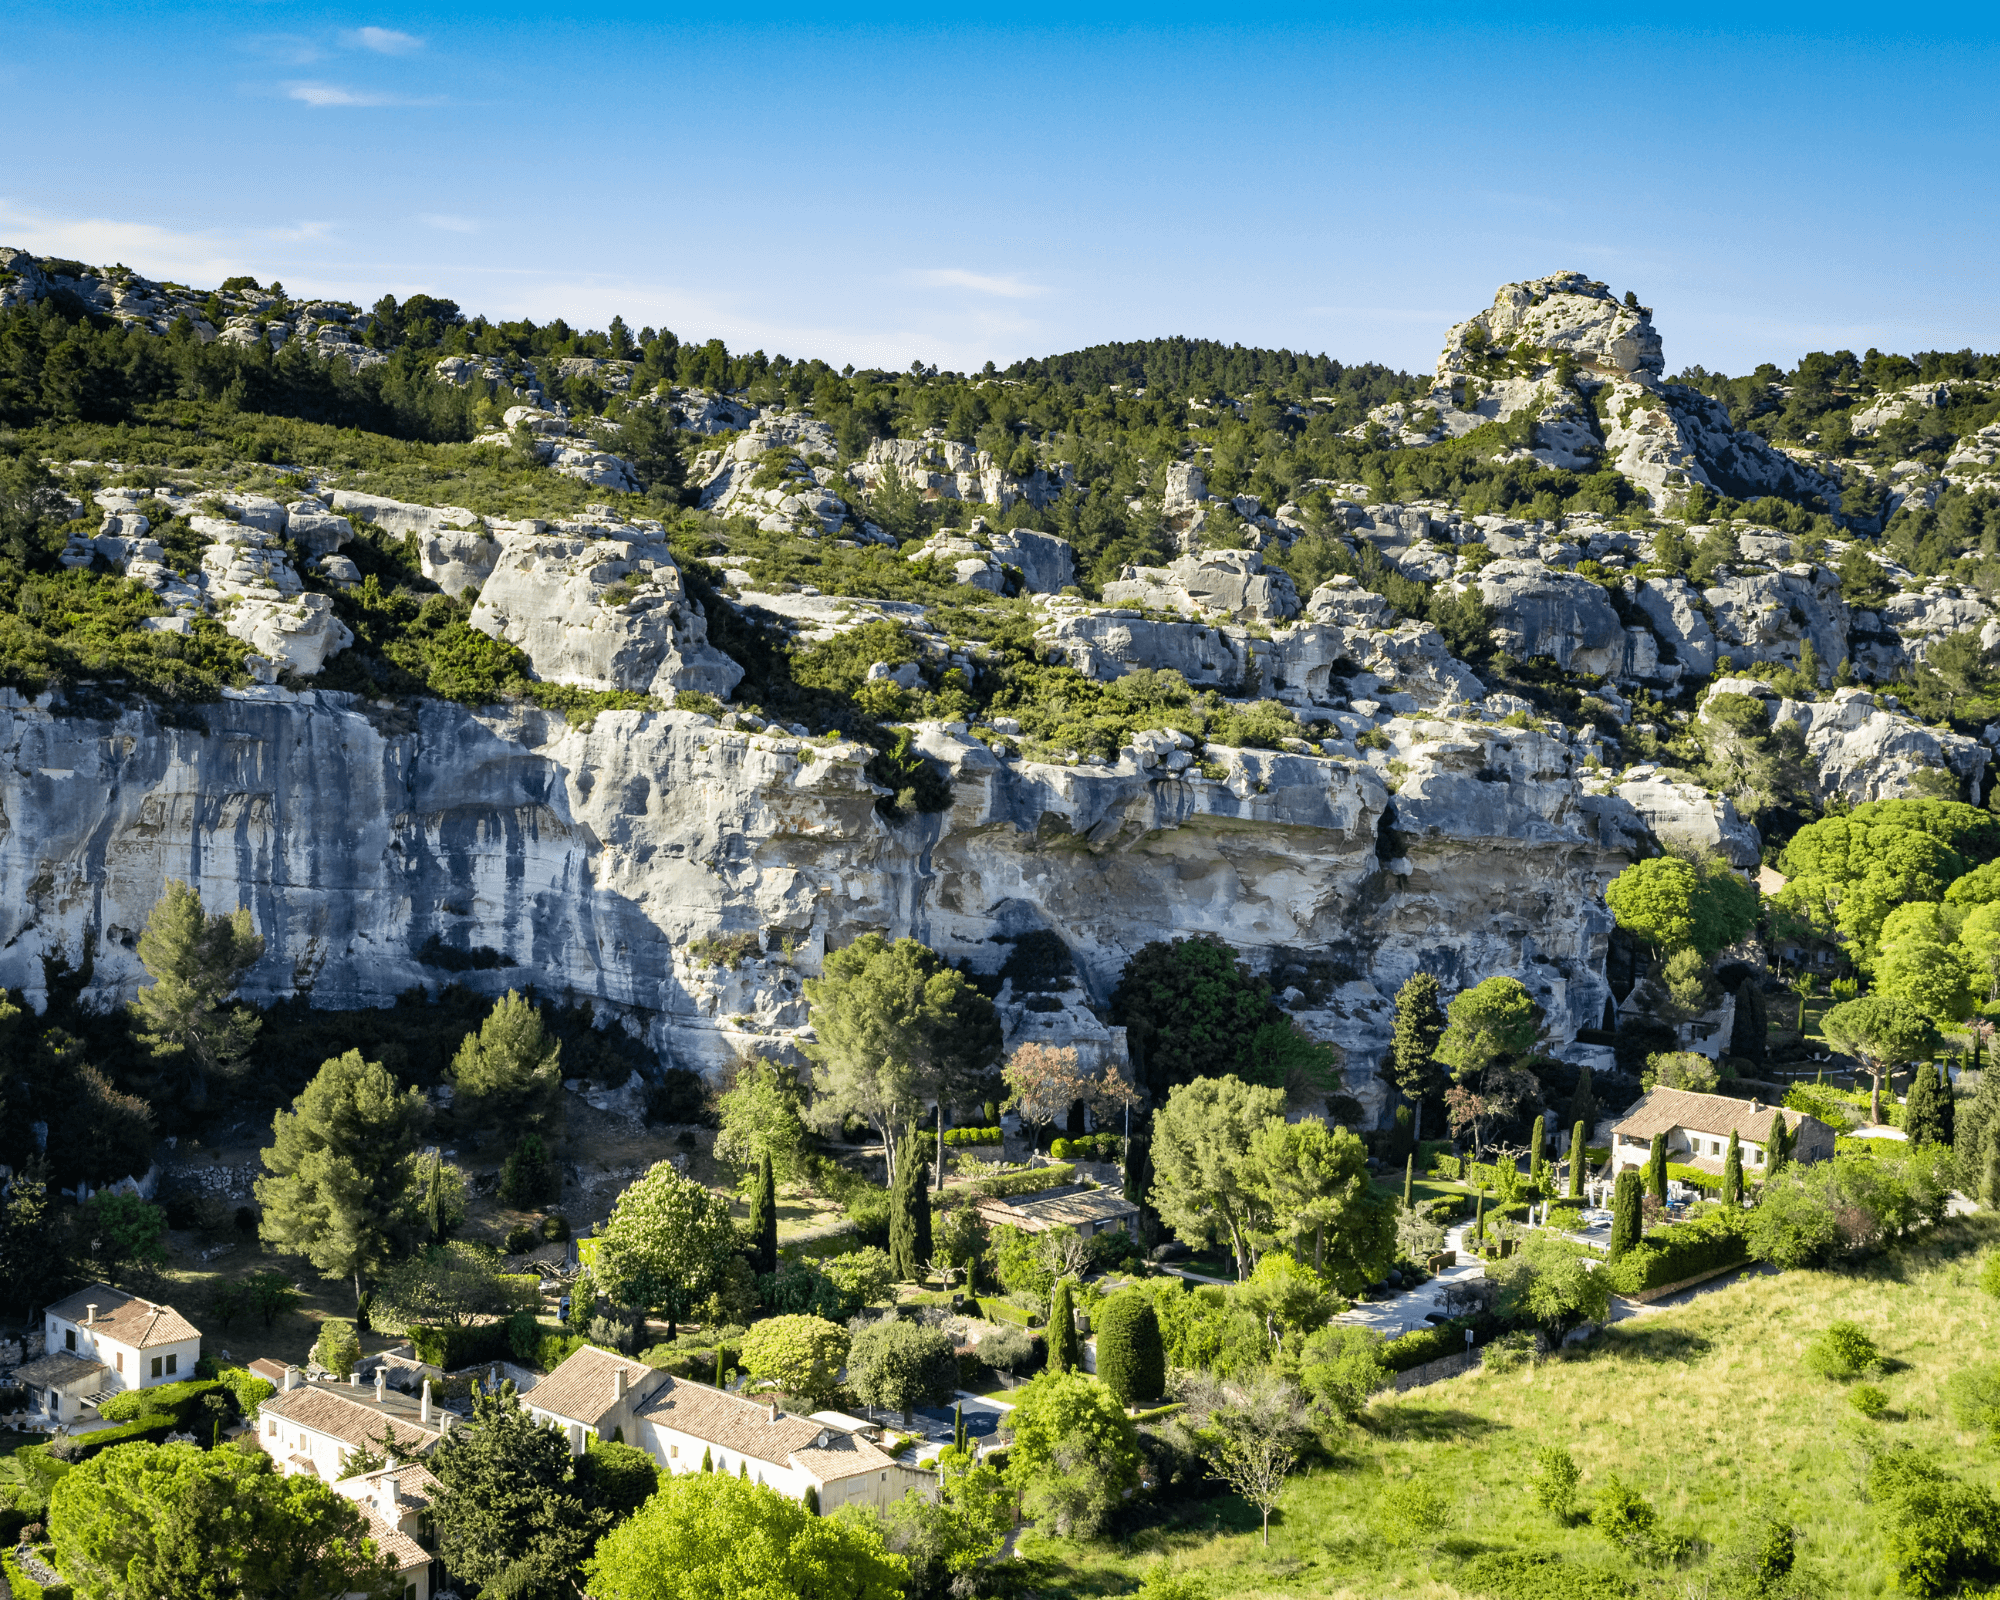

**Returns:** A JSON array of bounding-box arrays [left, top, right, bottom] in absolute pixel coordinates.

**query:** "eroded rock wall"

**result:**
[[0, 694, 1629, 1118]]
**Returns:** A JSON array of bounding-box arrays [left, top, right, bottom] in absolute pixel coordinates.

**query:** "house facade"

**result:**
[[17, 1285, 201, 1422], [1610, 1087, 1836, 1179], [330, 1461, 443, 1600], [527, 1344, 934, 1512], [256, 1367, 448, 1481]]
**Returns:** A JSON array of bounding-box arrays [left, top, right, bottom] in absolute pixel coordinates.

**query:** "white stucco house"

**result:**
[[526, 1344, 934, 1513], [256, 1366, 449, 1481], [1611, 1087, 1836, 1179], [17, 1284, 202, 1423], [330, 1460, 443, 1600]]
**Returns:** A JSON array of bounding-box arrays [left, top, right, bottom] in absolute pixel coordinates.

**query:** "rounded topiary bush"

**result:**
[[1051, 1137, 1072, 1159], [1095, 1291, 1165, 1406]]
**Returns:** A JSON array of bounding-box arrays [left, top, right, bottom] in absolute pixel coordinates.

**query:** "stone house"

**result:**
[[974, 1182, 1140, 1241], [1610, 1087, 1835, 1179], [17, 1285, 201, 1423], [256, 1366, 448, 1481], [526, 1344, 933, 1513], [330, 1461, 442, 1600]]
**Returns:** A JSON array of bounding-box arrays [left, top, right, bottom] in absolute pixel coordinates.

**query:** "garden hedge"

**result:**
[[4, 1546, 72, 1600], [1605, 1211, 1751, 1294], [942, 1127, 1003, 1147], [409, 1320, 512, 1370], [971, 1164, 1077, 1200]]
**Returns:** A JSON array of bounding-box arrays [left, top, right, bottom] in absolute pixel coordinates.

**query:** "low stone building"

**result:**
[[1610, 1087, 1835, 1179], [974, 1182, 1141, 1241]]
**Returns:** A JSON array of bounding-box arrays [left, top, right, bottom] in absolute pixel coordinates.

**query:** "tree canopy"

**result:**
[[1604, 856, 1758, 957], [1435, 976, 1540, 1080], [595, 1161, 737, 1329], [1149, 1074, 1286, 1279], [1112, 934, 1277, 1092], [130, 878, 264, 1106], [255, 1050, 427, 1300], [447, 990, 563, 1129]]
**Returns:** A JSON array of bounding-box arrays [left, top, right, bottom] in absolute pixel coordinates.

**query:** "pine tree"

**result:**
[[1609, 1169, 1643, 1261], [448, 991, 563, 1130], [748, 1152, 778, 1275], [1046, 1277, 1080, 1374], [1646, 1132, 1668, 1202], [1403, 1153, 1414, 1208], [1568, 1120, 1586, 1199], [1390, 973, 1447, 1148], [1721, 1131, 1743, 1207], [131, 879, 264, 1107]]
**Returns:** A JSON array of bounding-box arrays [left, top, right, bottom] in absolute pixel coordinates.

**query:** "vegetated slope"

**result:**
[[1026, 1215, 2000, 1599]]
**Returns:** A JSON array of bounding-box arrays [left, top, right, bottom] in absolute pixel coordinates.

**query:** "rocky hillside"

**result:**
[[2, 251, 1997, 1119]]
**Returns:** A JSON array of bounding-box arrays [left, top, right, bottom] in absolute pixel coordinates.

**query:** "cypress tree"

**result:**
[[1984, 1146, 2000, 1211], [712, 1350, 724, 1389], [1721, 1131, 1742, 1207], [1390, 972, 1448, 1148], [1568, 1120, 1586, 1199], [1403, 1153, 1414, 1209], [1528, 1113, 1549, 1192], [1095, 1291, 1165, 1406], [1905, 1063, 1947, 1150], [1609, 1169, 1642, 1261], [700, 1446, 712, 1472], [1567, 1064, 1596, 1135], [1046, 1277, 1081, 1374], [739, 1461, 749, 1480], [1473, 1187, 1486, 1246], [748, 1151, 778, 1275], [1646, 1132, 1668, 1202], [889, 1124, 933, 1281], [804, 1483, 821, 1514], [953, 1403, 966, 1451], [1942, 1063, 1958, 1147]]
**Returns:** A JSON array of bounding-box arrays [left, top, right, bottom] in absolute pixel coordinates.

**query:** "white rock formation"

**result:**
[[468, 522, 743, 699], [1101, 550, 1301, 622], [1472, 560, 1624, 674]]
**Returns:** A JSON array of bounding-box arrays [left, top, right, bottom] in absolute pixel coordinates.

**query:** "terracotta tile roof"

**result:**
[[259, 1381, 444, 1455], [1611, 1088, 1820, 1146], [977, 1183, 1139, 1231], [45, 1285, 201, 1348], [361, 1507, 429, 1570], [339, 1461, 442, 1514], [525, 1345, 659, 1426], [247, 1358, 289, 1385], [788, 1428, 904, 1485], [16, 1352, 108, 1388], [640, 1377, 821, 1461]]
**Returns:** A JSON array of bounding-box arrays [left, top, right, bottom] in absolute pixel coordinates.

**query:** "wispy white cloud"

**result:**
[[346, 26, 425, 55], [0, 199, 244, 285], [284, 80, 438, 108], [244, 33, 325, 65], [270, 220, 339, 243], [419, 214, 479, 234], [906, 267, 1045, 299]]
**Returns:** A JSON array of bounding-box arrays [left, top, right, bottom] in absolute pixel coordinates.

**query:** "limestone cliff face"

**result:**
[[0, 692, 1626, 1111]]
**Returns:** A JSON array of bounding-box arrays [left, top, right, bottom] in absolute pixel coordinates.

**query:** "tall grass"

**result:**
[[1022, 1213, 2000, 1597]]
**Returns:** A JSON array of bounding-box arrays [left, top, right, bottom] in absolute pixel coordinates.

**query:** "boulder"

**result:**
[[987, 528, 1076, 594], [285, 505, 355, 557], [1473, 560, 1624, 673], [331, 489, 483, 539], [1612, 777, 1761, 868], [1769, 689, 1991, 805], [1631, 576, 1718, 676], [222, 593, 355, 676], [468, 522, 743, 700], [1435, 271, 1663, 380], [1101, 549, 1301, 623], [1702, 565, 1848, 675]]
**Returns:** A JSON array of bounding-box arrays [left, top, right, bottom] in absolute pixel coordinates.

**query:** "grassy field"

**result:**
[[1018, 1212, 2000, 1598]]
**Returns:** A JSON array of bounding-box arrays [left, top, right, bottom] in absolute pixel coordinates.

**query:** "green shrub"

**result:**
[[93, 1378, 226, 1424], [942, 1127, 1003, 1147], [1945, 1363, 2000, 1436], [505, 1222, 538, 1254], [4, 1546, 72, 1600], [1805, 1320, 1881, 1381], [1851, 1383, 1890, 1418], [1095, 1291, 1166, 1406], [1530, 1445, 1582, 1523], [1979, 1253, 2000, 1299], [1602, 1211, 1751, 1295], [1381, 1323, 1470, 1373], [1594, 1476, 1689, 1566], [973, 1164, 1077, 1200], [1454, 1551, 1631, 1599], [1428, 1153, 1463, 1180], [408, 1320, 511, 1370], [1373, 1476, 1450, 1548], [1050, 1137, 1072, 1159], [1869, 1447, 2000, 1597]]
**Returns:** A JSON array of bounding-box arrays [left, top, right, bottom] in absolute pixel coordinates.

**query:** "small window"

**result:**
[[65, 1328, 76, 1351], [670, 1445, 678, 1459], [116, 1352, 124, 1374], [151, 1357, 163, 1378], [268, 1419, 277, 1437], [166, 1354, 177, 1375], [881, 1472, 887, 1482]]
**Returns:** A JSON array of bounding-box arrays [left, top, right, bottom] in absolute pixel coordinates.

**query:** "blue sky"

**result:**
[[5, 3, 1996, 377]]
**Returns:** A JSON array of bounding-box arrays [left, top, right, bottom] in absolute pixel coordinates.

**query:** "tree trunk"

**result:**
[[1262, 1508, 1270, 1547], [937, 1102, 946, 1191], [1314, 1222, 1325, 1274], [878, 1116, 897, 1186], [1411, 1098, 1423, 1152], [1871, 1068, 1884, 1125]]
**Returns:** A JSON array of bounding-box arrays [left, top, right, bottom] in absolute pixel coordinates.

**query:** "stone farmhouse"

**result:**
[[256, 1366, 449, 1482], [525, 1344, 934, 1513], [16, 1285, 201, 1424], [330, 1461, 443, 1600], [1611, 1087, 1836, 1179], [974, 1182, 1140, 1240]]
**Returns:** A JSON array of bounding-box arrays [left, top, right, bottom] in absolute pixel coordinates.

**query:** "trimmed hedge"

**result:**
[[1428, 1154, 1463, 1180], [1382, 1322, 1473, 1373], [943, 1127, 1003, 1147], [409, 1320, 512, 1370], [1420, 1194, 1472, 1223], [45, 1411, 183, 1461], [972, 1164, 1077, 1201], [95, 1378, 226, 1423], [968, 1296, 1040, 1328], [1605, 1211, 1751, 1294]]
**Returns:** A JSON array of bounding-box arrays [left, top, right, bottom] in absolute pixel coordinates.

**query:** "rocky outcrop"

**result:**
[[1101, 550, 1301, 623], [1473, 560, 1624, 673], [1630, 577, 1719, 677], [469, 522, 742, 699], [1436, 272, 1663, 380], [1605, 773, 1762, 868], [0, 692, 1628, 1108], [1701, 563, 1849, 675], [848, 436, 1068, 513], [988, 529, 1076, 594], [1766, 688, 1991, 805]]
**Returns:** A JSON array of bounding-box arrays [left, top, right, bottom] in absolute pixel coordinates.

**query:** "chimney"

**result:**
[[86, 1304, 98, 1325], [375, 1373, 386, 1404], [768, 1397, 779, 1423], [420, 1380, 432, 1424], [283, 1366, 299, 1392], [614, 1366, 627, 1402], [350, 1372, 361, 1388]]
